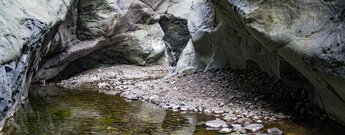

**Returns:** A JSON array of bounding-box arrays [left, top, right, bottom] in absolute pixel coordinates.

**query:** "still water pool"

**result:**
[[3, 86, 218, 135], [2, 85, 345, 135]]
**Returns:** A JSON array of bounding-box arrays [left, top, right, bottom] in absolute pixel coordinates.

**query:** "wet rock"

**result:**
[[224, 113, 238, 121], [256, 120, 263, 123], [122, 92, 138, 100], [97, 82, 107, 88], [172, 105, 180, 110], [236, 117, 253, 125], [205, 118, 228, 128], [244, 124, 264, 132], [213, 110, 224, 114], [203, 109, 212, 114], [219, 128, 232, 133], [267, 127, 283, 135], [196, 121, 205, 126], [206, 127, 219, 131], [276, 113, 288, 119], [180, 106, 189, 111], [231, 124, 244, 132], [252, 115, 260, 119]]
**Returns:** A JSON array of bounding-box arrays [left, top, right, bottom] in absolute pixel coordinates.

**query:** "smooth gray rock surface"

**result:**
[[0, 0, 71, 65]]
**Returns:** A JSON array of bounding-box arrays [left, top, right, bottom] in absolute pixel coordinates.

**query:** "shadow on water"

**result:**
[[1, 85, 345, 135]]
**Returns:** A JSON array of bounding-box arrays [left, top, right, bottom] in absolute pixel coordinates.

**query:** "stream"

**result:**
[[2, 85, 345, 135]]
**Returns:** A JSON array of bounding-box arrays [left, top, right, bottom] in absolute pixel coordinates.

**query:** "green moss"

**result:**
[[100, 117, 120, 125], [53, 110, 71, 120]]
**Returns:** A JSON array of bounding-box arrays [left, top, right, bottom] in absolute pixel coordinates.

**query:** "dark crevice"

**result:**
[[159, 14, 191, 66]]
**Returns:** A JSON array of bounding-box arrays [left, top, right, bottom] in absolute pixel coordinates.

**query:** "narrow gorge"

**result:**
[[0, 0, 345, 134]]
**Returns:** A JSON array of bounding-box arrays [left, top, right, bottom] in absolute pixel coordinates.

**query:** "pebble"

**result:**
[[252, 115, 260, 119], [231, 124, 244, 132], [149, 95, 159, 100], [214, 110, 224, 114], [206, 127, 219, 131], [123, 93, 138, 100], [163, 105, 171, 109], [224, 113, 238, 121], [97, 82, 107, 87], [196, 121, 205, 126], [172, 105, 180, 110], [244, 123, 264, 132], [267, 127, 283, 135], [205, 118, 228, 128], [219, 128, 232, 133], [244, 121, 251, 126], [198, 106, 203, 112], [235, 117, 253, 125], [276, 113, 287, 119], [180, 106, 189, 111], [256, 119, 263, 123], [203, 109, 212, 114]]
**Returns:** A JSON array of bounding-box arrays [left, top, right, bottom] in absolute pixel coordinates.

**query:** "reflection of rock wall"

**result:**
[[138, 103, 166, 123]]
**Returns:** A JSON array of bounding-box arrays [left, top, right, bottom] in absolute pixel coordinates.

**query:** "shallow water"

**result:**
[[2, 85, 345, 135]]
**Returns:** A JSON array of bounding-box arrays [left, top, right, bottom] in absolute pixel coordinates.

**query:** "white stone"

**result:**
[[205, 118, 228, 128], [231, 124, 244, 132], [244, 124, 264, 132], [219, 128, 232, 133]]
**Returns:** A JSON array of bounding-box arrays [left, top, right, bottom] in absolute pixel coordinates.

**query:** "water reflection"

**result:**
[[2, 85, 215, 135], [2, 85, 345, 135]]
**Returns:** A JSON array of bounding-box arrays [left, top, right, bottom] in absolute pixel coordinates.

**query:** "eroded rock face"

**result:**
[[0, 0, 209, 129], [0, 0, 72, 65], [34, 0, 170, 81], [0, 0, 77, 130], [177, 0, 345, 125], [0, 0, 172, 130]]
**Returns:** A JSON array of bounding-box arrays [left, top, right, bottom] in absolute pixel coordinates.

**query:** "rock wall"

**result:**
[[1, 0, 345, 130], [0, 0, 76, 130], [176, 0, 345, 126], [0, 0, 208, 129]]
